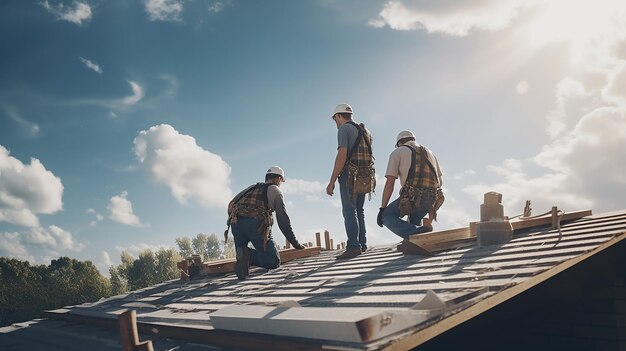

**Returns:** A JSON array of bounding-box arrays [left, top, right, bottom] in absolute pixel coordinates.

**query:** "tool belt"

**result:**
[[346, 161, 376, 198], [398, 186, 443, 218], [225, 201, 274, 249]]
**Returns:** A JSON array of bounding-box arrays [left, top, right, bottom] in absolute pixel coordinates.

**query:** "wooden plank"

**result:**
[[404, 209, 593, 255], [510, 209, 592, 231], [401, 240, 433, 256], [408, 227, 472, 245], [201, 247, 321, 274]]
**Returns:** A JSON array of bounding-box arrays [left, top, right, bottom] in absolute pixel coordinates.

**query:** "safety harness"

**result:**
[[398, 145, 444, 218], [224, 183, 274, 249], [344, 121, 376, 198]]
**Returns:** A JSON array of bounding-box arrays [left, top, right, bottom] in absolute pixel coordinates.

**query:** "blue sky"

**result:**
[[1, 0, 626, 274]]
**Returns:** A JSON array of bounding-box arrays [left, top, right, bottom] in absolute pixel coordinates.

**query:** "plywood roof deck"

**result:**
[[17, 210, 626, 350]]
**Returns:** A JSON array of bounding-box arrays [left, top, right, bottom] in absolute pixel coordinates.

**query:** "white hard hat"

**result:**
[[266, 166, 285, 178], [396, 130, 416, 147], [332, 103, 353, 117]]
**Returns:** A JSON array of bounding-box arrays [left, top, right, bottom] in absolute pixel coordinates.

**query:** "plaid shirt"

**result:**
[[346, 122, 374, 167], [231, 183, 271, 218], [404, 145, 439, 189]]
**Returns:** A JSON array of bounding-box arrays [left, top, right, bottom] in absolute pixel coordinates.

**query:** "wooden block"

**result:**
[[401, 240, 434, 256], [408, 227, 472, 245], [324, 230, 331, 250], [511, 209, 592, 231], [484, 192, 502, 204], [119, 310, 154, 351], [199, 247, 322, 275]]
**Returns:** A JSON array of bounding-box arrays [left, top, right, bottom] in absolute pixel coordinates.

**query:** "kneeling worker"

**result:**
[[227, 166, 304, 280], [377, 131, 444, 238]]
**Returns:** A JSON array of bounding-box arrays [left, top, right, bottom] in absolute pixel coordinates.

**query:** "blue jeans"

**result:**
[[338, 173, 366, 249], [382, 194, 435, 239], [231, 216, 280, 269]]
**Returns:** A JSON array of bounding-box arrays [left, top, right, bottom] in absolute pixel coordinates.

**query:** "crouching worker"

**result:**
[[226, 166, 305, 280], [377, 131, 444, 239]]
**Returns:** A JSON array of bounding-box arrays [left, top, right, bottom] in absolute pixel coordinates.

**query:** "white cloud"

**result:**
[[86, 208, 104, 227], [452, 169, 476, 181], [465, 93, 626, 215], [108, 191, 146, 227], [369, 0, 527, 36], [40, 1, 92, 26], [79, 56, 103, 74], [133, 124, 233, 208], [144, 0, 183, 22], [208, 1, 229, 13], [0, 145, 64, 227], [0, 226, 84, 264], [0, 232, 30, 259], [1, 104, 40, 136], [102, 250, 112, 267], [23, 225, 84, 251], [545, 78, 591, 138], [602, 62, 626, 107], [281, 179, 326, 195], [121, 81, 144, 106]]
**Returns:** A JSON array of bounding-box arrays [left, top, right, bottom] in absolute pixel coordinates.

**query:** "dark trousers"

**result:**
[[232, 216, 280, 269]]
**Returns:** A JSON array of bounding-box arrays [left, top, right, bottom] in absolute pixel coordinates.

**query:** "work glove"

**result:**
[[293, 242, 305, 250], [377, 208, 385, 227]]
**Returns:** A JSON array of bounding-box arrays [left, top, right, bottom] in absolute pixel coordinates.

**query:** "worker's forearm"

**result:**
[[381, 178, 395, 208]]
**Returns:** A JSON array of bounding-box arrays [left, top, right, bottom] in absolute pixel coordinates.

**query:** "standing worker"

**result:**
[[326, 103, 376, 259], [377, 130, 444, 239], [226, 166, 304, 280]]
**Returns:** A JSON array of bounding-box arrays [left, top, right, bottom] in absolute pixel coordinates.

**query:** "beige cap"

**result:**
[[332, 103, 353, 117]]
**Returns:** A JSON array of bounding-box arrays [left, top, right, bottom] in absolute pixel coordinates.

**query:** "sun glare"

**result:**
[[524, 0, 626, 68]]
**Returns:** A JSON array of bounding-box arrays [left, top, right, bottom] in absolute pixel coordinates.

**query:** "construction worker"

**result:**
[[326, 103, 376, 259], [227, 166, 304, 280], [377, 130, 444, 238]]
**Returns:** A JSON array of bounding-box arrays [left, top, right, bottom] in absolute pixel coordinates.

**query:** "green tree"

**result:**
[[109, 265, 127, 295], [127, 250, 157, 291], [175, 237, 194, 258], [205, 233, 222, 260], [155, 248, 182, 283], [192, 233, 210, 260], [222, 238, 235, 259], [0, 257, 111, 328]]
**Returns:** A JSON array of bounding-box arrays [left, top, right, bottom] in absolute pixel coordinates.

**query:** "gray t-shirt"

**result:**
[[337, 122, 360, 151]]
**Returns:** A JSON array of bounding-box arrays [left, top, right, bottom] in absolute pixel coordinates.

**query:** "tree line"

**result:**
[[0, 233, 234, 327]]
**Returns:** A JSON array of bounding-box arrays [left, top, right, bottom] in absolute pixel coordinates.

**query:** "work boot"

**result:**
[[335, 247, 361, 260], [235, 246, 250, 280], [360, 244, 368, 253]]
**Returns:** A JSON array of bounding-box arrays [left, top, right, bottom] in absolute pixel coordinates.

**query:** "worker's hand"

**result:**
[[377, 208, 385, 227], [293, 242, 305, 250], [326, 182, 335, 196]]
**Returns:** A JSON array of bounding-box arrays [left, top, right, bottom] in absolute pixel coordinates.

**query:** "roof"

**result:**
[[2, 209, 626, 350]]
